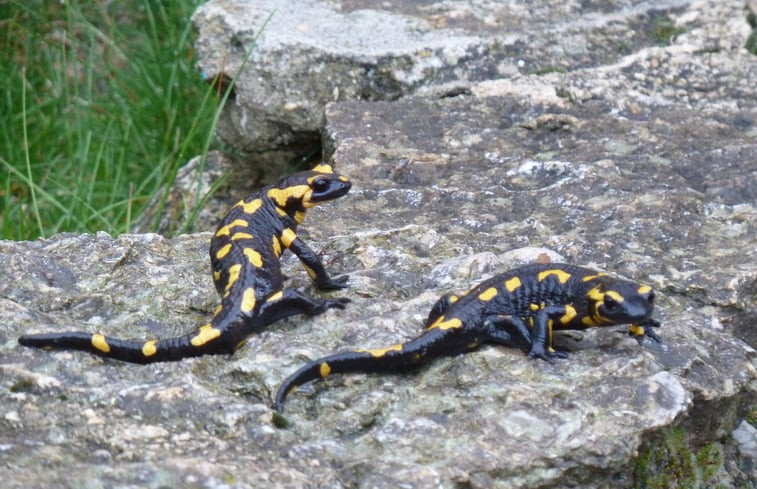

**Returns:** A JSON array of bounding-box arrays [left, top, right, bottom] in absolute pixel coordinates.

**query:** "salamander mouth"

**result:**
[[331, 181, 351, 197]]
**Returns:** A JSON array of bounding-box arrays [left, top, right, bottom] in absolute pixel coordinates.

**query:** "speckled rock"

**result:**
[[192, 0, 750, 153], [2, 0, 757, 488]]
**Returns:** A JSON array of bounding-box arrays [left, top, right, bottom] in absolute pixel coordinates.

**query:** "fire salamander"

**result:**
[[19, 164, 352, 364], [274, 263, 660, 412]]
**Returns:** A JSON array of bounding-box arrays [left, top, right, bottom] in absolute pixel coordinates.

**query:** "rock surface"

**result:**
[[193, 0, 753, 153], [2, 0, 757, 488]]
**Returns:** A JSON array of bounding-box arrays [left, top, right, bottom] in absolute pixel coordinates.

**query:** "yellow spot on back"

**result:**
[[267, 290, 284, 301], [530, 303, 541, 311], [225, 264, 242, 291], [538, 269, 571, 284], [216, 243, 232, 260], [275, 207, 288, 217], [638, 285, 652, 294], [191, 324, 221, 347], [243, 248, 263, 267], [505, 276, 522, 292], [559, 305, 577, 325], [231, 232, 254, 241], [478, 287, 498, 302], [272, 236, 282, 256], [215, 219, 249, 237], [294, 211, 306, 224], [268, 186, 309, 208], [427, 316, 463, 330], [142, 340, 157, 357], [241, 288, 256, 313], [449, 295, 459, 304], [313, 164, 333, 173], [319, 362, 331, 378], [213, 305, 223, 317], [358, 343, 403, 357], [91, 334, 110, 353], [234, 198, 262, 215], [338, 175, 349, 182], [280, 228, 297, 248], [582, 273, 606, 282], [213, 270, 222, 282]]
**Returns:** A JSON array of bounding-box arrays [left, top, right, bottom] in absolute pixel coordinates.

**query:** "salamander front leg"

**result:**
[[281, 230, 349, 290], [528, 306, 570, 362], [629, 318, 663, 343]]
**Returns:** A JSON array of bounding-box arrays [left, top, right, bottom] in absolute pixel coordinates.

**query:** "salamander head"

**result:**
[[303, 164, 352, 205], [267, 164, 351, 215], [585, 277, 655, 326]]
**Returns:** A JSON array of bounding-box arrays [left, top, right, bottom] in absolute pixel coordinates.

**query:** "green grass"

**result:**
[[0, 0, 227, 240], [650, 15, 686, 46]]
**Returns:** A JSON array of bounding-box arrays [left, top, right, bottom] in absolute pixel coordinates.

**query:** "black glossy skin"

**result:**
[[274, 263, 660, 412], [19, 164, 352, 364]]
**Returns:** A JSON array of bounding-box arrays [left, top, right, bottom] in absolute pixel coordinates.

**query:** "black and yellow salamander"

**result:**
[[274, 263, 660, 412], [19, 164, 352, 364]]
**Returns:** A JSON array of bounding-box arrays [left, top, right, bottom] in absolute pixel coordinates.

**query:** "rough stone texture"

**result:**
[[193, 0, 751, 153], [2, 0, 757, 488]]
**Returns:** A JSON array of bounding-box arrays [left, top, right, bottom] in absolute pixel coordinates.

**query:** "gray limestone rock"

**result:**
[[193, 0, 742, 153], [2, 0, 757, 488]]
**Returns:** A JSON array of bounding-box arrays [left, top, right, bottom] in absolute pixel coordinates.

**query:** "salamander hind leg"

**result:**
[[257, 289, 349, 325], [481, 314, 532, 350], [424, 293, 459, 327]]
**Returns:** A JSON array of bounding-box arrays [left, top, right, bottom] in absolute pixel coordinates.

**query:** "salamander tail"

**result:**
[[18, 325, 235, 364]]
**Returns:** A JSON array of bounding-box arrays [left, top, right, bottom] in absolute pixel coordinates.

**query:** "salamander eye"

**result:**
[[311, 178, 329, 191], [603, 295, 619, 311]]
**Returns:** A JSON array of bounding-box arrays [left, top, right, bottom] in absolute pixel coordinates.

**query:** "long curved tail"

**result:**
[[274, 351, 391, 412], [18, 324, 236, 364], [274, 326, 470, 412]]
